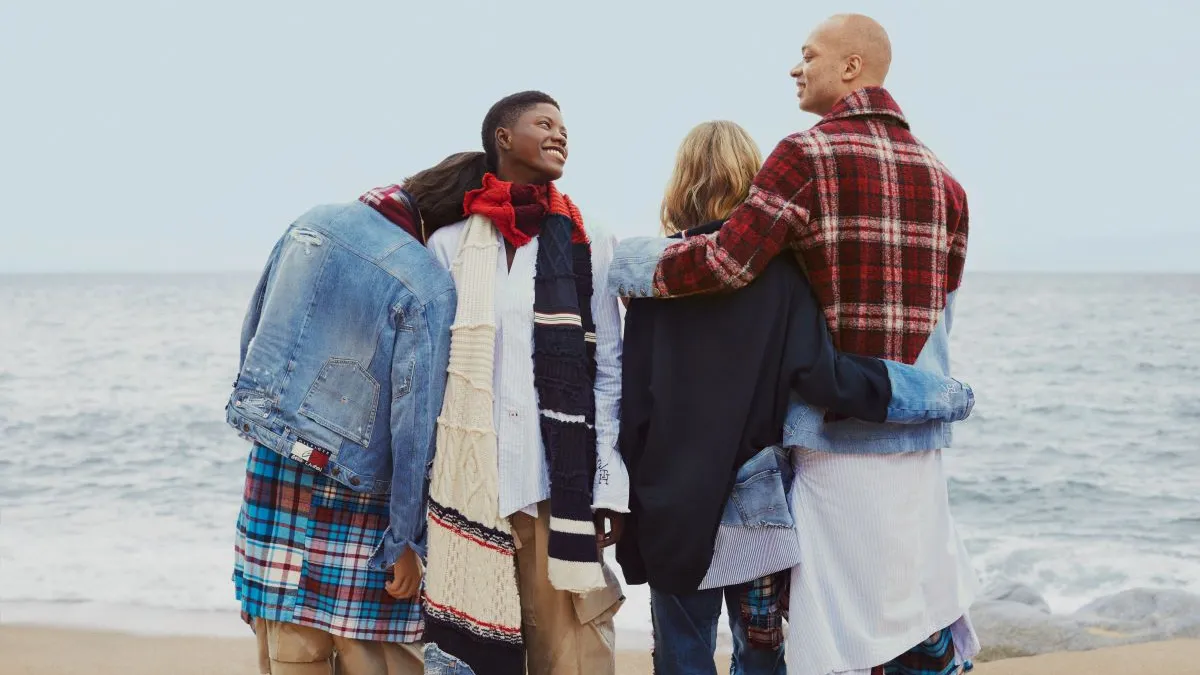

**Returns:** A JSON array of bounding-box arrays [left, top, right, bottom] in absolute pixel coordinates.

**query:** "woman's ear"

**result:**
[[495, 127, 512, 152]]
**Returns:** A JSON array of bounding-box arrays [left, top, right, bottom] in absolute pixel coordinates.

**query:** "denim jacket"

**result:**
[[608, 237, 973, 454], [782, 291, 966, 453], [227, 196, 456, 568], [697, 446, 802, 590]]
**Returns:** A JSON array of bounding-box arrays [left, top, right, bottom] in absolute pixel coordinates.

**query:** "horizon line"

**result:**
[[2, 269, 1199, 277]]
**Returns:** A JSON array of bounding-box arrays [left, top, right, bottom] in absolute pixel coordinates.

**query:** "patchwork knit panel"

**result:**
[[424, 216, 524, 675], [572, 242, 599, 415], [533, 216, 604, 592]]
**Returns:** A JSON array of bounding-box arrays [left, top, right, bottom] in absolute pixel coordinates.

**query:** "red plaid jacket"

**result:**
[[651, 87, 968, 364]]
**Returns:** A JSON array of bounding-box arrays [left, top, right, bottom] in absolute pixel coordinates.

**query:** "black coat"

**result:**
[[616, 223, 894, 593]]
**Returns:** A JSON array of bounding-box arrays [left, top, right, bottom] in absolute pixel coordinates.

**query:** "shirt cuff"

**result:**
[[591, 451, 630, 513], [883, 360, 975, 424], [367, 528, 426, 571]]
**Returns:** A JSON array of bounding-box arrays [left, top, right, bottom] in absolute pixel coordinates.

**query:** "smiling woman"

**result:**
[[421, 91, 630, 675], [480, 91, 568, 184]]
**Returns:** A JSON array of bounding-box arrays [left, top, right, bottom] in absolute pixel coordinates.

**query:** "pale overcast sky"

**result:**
[[1, 1, 1197, 273]]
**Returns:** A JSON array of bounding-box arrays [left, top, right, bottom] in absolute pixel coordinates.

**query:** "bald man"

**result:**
[[609, 13, 978, 675]]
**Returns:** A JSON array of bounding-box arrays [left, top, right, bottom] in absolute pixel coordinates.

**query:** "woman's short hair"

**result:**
[[481, 91, 560, 172]]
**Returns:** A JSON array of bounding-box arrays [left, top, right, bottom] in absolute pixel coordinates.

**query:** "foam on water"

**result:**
[[2, 272, 1198, 635]]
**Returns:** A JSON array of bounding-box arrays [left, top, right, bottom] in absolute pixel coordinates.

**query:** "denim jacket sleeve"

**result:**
[[882, 361, 974, 423], [238, 236, 286, 370], [607, 236, 671, 299], [370, 287, 456, 568], [789, 279, 975, 425]]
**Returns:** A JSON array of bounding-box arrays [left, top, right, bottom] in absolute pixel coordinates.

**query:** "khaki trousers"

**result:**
[[511, 501, 625, 675], [253, 619, 423, 675]]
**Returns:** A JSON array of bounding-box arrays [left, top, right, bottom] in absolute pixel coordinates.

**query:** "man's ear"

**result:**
[[842, 54, 863, 82]]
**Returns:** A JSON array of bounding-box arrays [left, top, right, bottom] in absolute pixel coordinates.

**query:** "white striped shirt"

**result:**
[[785, 448, 980, 674], [698, 524, 802, 590], [428, 219, 629, 519]]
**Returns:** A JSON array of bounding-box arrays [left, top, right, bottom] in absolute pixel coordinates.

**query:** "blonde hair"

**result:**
[[660, 121, 763, 235]]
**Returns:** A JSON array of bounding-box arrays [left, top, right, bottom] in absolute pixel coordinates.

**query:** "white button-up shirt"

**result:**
[[429, 219, 629, 519]]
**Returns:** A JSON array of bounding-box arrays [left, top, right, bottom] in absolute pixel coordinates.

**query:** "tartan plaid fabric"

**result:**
[[359, 185, 424, 243], [233, 445, 422, 643], [871, 628, 962, 675], [738, 571, 789, 650], [651, 87, 969, 363]]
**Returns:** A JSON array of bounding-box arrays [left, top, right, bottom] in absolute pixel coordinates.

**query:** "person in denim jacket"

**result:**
[[226, 153, 481, 675]]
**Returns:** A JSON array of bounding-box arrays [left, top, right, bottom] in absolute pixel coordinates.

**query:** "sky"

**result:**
[[1, 0, 1198, 274]]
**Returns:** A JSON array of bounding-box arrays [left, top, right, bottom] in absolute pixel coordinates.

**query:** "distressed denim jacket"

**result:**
[[227, 196, 455, 568]]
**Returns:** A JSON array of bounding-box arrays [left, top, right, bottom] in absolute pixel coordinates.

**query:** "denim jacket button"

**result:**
[[242, 423, 251, 432], [350, 476, 361, 486], [331, 466, 340, 476]]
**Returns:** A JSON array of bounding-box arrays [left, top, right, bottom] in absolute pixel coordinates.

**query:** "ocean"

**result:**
[[1, 272, 1198, 639]]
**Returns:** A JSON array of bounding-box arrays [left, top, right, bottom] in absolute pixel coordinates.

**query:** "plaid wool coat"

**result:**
[[651, 87, 969, 364]]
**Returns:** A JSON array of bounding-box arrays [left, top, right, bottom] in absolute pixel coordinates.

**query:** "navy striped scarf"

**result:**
[[422, 176, 600, 675]]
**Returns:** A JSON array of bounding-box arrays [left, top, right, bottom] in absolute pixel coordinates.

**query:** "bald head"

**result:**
[[790, 14, 892, 115], [819, 14, 892, 83]]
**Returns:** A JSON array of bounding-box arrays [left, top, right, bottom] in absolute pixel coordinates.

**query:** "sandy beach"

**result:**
[[1, 626, 1198, 675]]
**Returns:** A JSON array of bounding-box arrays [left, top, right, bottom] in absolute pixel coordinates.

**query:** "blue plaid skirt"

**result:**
[[233, 445, 422, 642]]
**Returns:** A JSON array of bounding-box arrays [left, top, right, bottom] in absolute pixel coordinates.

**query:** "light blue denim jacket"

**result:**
[[227, 197, 456, 568], [608, 237, 973, 453]]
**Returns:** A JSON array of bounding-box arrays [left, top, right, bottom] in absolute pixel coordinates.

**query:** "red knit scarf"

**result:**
[[462, 173, 587, 247]]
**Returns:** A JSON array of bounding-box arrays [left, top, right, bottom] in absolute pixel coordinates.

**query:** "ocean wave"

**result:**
[[965, 535, 1200, 614], [5, 273, 1199, 641]]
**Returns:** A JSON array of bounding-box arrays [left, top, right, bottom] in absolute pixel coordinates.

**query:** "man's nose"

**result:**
[[789, 63, 803, 78]]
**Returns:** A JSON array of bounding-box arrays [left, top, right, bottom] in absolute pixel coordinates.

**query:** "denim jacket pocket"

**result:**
[[297, 357, 380, 448], [722, 446, 795, 528], [727, 471, 793, 528]]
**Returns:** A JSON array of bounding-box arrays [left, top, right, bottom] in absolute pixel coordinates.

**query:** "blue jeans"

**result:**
[[651, 586, 786, 675]]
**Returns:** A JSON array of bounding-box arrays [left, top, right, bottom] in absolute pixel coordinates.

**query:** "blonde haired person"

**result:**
[[660, 121, 763, 236], [642, 120, 789, 675], [616, 118, 975, 675]]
